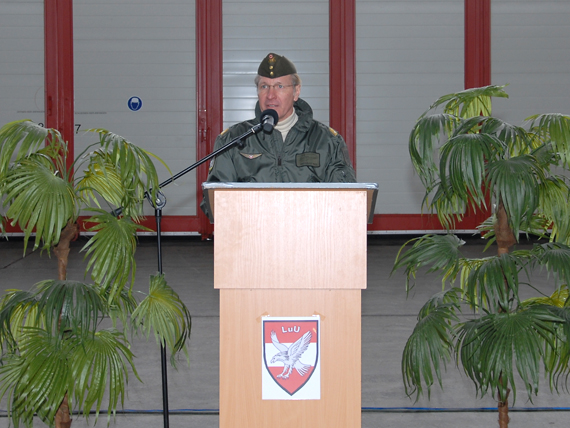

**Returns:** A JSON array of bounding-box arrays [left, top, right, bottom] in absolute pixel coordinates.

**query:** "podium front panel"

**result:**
[[213, 189, 367, 290], [213, 186, 367, 428], [220, 288, 361, 428]]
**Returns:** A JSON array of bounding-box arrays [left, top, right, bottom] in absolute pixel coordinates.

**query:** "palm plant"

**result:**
[[392, 85, 570, 428], [0, 120, 191, 428]]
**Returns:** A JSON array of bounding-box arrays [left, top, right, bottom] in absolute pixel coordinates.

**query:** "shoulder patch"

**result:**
[[329, 127, 338, 136], [220, 128, 230, 136]]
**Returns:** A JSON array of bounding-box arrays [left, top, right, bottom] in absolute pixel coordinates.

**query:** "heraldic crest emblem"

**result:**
[[262, 316, 320, 399]]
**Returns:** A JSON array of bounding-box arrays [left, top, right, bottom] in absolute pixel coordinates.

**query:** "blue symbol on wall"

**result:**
[[128, 96, 143, 111]]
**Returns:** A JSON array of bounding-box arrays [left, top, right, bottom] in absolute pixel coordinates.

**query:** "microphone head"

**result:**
[[260, 109, 279, 133]]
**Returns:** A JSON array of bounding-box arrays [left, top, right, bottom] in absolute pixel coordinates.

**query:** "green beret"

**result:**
[[257, 53, 297, 78]]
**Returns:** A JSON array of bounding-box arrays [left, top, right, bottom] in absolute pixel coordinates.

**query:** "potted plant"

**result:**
[[0, 120, 191, 428], [392, 85, 570, 428]]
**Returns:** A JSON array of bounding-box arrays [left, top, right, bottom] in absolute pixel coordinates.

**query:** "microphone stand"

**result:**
[[127, 121, 267, 428]]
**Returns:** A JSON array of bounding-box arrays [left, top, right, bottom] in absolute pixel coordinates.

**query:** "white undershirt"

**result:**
[[275, 111, 298, 141]]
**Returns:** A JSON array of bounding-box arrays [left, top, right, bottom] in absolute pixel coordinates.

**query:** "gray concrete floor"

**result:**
[[1, 235, 569, 427]]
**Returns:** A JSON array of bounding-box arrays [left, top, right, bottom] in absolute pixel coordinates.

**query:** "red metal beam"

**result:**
[[196, 0, 223, 238], [329, 0, 357, 169], [44, 0, 75, 164], [464, 0, 492, 226], [465, 0, 491, 88]]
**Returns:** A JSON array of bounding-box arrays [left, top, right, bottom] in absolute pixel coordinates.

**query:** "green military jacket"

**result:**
[[205, 98, 357, 183]]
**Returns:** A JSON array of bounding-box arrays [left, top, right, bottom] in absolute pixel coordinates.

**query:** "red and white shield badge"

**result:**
[[262, 316, 320, 400]]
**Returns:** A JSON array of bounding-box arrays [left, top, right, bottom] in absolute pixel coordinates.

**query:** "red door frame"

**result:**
[[44, 0, 75, 164], [44, 0, 491, 235]]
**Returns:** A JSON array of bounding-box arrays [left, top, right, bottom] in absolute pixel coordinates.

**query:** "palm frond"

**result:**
[[0, 120, 65, 180], [538, 305, 570, 392], [480, 117, 536, 157], [82, 210, 146, 300], [99, 284, 139, 332], [34, 280, 107, 339], [526, 113, 570, 168], [3, 158, 77, 252], [70, 328, 138, 424], [459, 252, 528, 312], [76, 153, 127, 209], [439, 132, 501, 210], [392, 234, 464, 292], [421, 85, 509, 119], [536, 177, 570, 244], [131, 274, 191, 366], [0, 281, 107, 350], [409, 113, 460, 191], [486, 155, 544, 236], [0, 290, 42, 351], [427, 184, 469, 229], [402, 291, 460, 400], [530, 242, 570, 287], [84, 129, 163, 219], [0, 328, 73, 427], [457, 307, 561, 404], [521, 285, 568, 309]]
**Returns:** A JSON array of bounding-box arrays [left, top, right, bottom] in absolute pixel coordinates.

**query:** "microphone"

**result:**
[[259, 109, 279, 133]]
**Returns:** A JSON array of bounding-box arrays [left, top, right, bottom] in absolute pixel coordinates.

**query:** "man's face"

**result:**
[[257, 75, 301, 121]]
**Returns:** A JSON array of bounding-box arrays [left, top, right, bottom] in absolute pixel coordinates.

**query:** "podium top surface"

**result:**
[[202, 182, 378, 224]]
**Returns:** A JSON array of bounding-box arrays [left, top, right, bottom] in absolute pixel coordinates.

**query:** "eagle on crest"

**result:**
[[270, 330, 312, 379]]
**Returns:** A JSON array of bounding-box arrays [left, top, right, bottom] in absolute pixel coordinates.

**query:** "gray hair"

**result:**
[[254, 73, 302, 88]]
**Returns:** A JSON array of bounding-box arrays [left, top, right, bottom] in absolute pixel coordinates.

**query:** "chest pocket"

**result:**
[[296, 152, 320, 167]]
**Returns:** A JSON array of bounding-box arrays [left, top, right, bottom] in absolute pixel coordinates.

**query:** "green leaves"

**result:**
[[392, 234, 465, 292], [131, 274, 191, 366], [408, 86, 570, 239], [0, 276, 190, 427], [79, 129, 165, 219], [3, 158, 77, 252], [402, 289, 460, 400], [0, 120, 65, 181], [526, 113, 570, 168], [0, 327, 137, 427], [70, 329, 138, 424], [397, 85, 570, 412], [420, 85, 509, 120], [82, 210, 146, 299], [457, 307, 562, 403], [0, 328, 74, 427], [395, 233, 570, 404], [0, 120, 192, 427]]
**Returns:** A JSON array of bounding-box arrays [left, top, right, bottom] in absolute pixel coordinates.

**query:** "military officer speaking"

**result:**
[[204, 52, 356, 184]]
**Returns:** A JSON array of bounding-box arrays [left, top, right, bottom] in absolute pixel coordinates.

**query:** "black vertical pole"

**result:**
[[153, 192, 169, 428]]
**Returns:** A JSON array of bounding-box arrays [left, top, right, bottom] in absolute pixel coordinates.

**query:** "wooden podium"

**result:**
[[202, 183, 378, 428]]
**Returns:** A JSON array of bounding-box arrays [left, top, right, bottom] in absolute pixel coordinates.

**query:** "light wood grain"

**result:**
[[214, 189, 368, 289], [220, 289, 362, 428]]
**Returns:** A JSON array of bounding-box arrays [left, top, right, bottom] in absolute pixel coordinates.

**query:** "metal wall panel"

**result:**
[[74, 0, 197, 216], [492, 0, 570, 124], [0, 1, 44, 126], [222, 0, 330, 129], [356, 1, 464, 214]]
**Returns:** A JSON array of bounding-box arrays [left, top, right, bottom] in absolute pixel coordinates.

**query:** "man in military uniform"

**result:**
[[204, 52, 356, 184]]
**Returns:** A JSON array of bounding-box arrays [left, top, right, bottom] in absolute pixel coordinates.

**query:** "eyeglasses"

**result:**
[[257, 83, 296, 93]]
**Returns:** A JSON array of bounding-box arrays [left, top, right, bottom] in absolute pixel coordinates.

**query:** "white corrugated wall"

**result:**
[[492, 0, 570, 124], [2, 0, 570, 228], [73, 0, 197, 216], [0, 0, 44, 127], [356, 0, 464, 215]]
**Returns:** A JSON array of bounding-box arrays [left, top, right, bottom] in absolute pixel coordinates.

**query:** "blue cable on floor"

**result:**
[[1, 406, 570, 417]]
